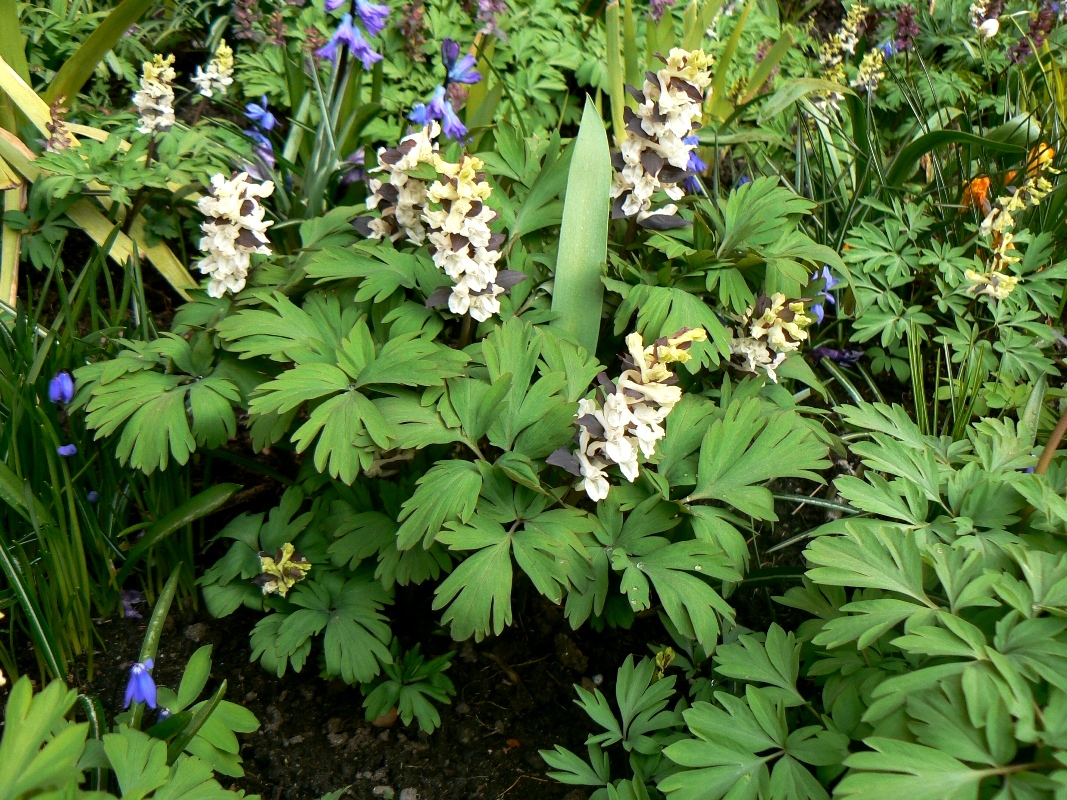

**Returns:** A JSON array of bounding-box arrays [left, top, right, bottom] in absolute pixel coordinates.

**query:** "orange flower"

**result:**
[[963, 176, 991, 212], [1028, 143, 1055, 177]]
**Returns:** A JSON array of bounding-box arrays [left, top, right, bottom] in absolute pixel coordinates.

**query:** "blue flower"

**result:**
[[57, 444, 77, 457], [247, 130, 276, 169], [325, 0, 345, 10], [124, 658, 157, 709], [736, 175, 752, 186], [881, 41, 896, 58], [810, 265, 840, 324], [87, 490, 99, 504], [316, 13, 383, 68], [811, 346, 863, 367], [48, 371, 74, 405], [440, 98, 468, 141], [356, 0, 391, 37], [245, 97, 276, 131], [441, 38, 481, 85], [121, 590, 146, 620], [683, 135, 707, 193]]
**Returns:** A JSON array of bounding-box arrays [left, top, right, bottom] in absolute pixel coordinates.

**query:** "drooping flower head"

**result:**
[[407, 39, 481, 141], [124, 658, 157, 708], [682, 135, 707, 193], [191, 40, 234, 98], [809, 265, 839, 324], [49, 371, 74, 405], [245, 97, 276, 131], [57, 444, 77, 457], [316, 12, 383, 68], [441, 38, 482, 84], [132, 54, 176, 135], [356, 0, 391, 36]]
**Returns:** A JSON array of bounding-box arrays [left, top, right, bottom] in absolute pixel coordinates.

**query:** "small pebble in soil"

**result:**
[[399, 790, 418, 800], [184, 623, 210, 642], [371, 787, 395, 798]]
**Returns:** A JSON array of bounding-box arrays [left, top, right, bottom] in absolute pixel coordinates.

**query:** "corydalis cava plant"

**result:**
[[363, 123, 522, 322], [196, 172, 275, 297], [132, 54, 176, 134], [192, 40, 235, 98], [549, 328, 707, 501], [610, 48, 712, 229], [728, 293, 812, 382]]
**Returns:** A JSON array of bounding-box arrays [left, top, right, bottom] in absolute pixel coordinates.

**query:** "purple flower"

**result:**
[[247, 130, 276, 169], [341, 147, 366, 185], [356, 0, 391, 36], [683, 135, 706, 193], [57, 444, 77, 457], [317, 13, 383, 68], [325, 0, 345, 9], [408, 84, 449, 125], [48, 371, 74, 404], [811, 346, 864, 367], [121, 590, 146, 619], [736, 175, 752, 186], [442, 39, 481, 84], [87, 490, 99, 504], [810, 265, 839, 324], [245, 97, 276, 131], [440, 97, 468, 141], [650, 0, 676, 21], [124, 658, 157, 708]]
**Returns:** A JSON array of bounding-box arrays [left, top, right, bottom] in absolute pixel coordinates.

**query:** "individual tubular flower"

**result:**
[[809, 265, 839, 324], [365, 122, 441, 243], [254, 543, 311, 597], [57, 444, 77, 457], [965, 269, 1019, 300], [962, 176, 992, 214], [610, 48, 712, 227], [421, 154, 515, 322], [728, 293, 812, 382], [549, 328, 708, 501], [195, 172, 275, 297], [355, 0, 391, 36], [49, 371, 74, 404], [191, 40, 234, 98], [245, 96, 277, 131], [970, 0, 1003, 36], [124, 659, 157, 708], [132, 54, 176, 135]]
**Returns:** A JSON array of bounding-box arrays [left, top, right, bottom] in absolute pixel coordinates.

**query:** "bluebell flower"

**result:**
[[440, 98, 468, 141], [48, 371, 74, 404], [356, 0, 391, 37], [341, 147, 367, 185], [247, 130, 276, 169], [124, 658, 157, 708], [683, 135, 706, 193], [325, 0, 345, 10], [316, 13, 383, 68], [811, 346, 863, 367], [57, 444, 77, 457], [245, 97, 276, 131], [87, 490, 99, 504], [441, 38, 481, 85], [737, 175, 752, 186], [409, 85, 448, 126], [121, 590, 146, 619], [810, 265, 840, 324], [881, 41, 896, 58]]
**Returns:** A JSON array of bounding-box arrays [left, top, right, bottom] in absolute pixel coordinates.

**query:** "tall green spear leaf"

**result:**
[[550, 98, 610, 355]]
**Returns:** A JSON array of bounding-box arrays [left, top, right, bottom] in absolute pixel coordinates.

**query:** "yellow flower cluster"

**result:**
[[967, 144, 1057, 301], [729, 294, 812, 382], [255, 543, 311, 598]]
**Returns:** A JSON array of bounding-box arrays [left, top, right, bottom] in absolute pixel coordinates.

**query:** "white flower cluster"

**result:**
[[132, 54, 177, 135], [424, 154, 510, 321], [196, 172, 275, 298], [728, 293, 812, 382], [815, 4, 867, 108], [969, 0, 1000, 37], [365, 123, 519, 322], [551, 328, 707, 501], [610, 48, 711, 227], [192, 40, 234, 98], [366, 122, 441, 244]]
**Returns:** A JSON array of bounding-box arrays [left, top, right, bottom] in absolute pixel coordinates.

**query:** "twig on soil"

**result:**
[[497, 774, 549, 799]]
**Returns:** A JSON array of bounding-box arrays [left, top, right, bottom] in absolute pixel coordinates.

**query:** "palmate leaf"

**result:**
[[396, 461, 483, 550], [0, 678, 85, 800], [713, 624, 805, 707], [576, 656, 681, 755], [661, 686, 846, 800], [433, 506, 596, 641], [837, 738, 991, 800], [686, 397, 829, 519]]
